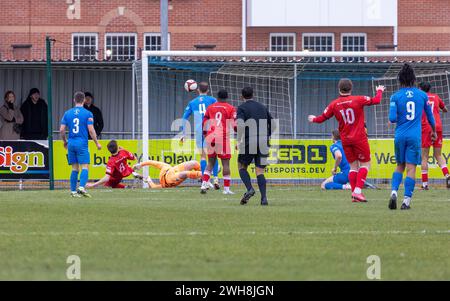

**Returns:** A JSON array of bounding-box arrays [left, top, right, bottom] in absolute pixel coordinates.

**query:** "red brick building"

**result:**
[[0, 0, 449, 61]]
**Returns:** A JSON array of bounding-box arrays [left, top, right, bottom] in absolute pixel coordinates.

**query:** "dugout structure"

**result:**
[[134, 51, 450, 186]]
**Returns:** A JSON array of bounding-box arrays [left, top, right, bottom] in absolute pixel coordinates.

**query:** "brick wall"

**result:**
[[0, 0, 242, 59], [398, 0, 450, 51], [247, 27, 393, 52], [0, 0, 449, 60]]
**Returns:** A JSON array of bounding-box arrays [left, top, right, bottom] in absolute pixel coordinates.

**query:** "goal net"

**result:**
[[134, 58, 298, 185], [134, 51, 450, 187], [209, 63, 296, 136], [371, 68, 450, 185], [373, 70, 450, 138]]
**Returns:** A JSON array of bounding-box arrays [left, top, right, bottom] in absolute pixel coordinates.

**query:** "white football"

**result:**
[[184, 79, 198, 92]]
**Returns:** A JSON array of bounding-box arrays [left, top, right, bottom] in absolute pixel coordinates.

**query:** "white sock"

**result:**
[[343, 184, 351, 190], [403, 196, 411, 206], [224, 186, 230, 192], [391, 190, 398, 197], [354, 187, 362, 194]]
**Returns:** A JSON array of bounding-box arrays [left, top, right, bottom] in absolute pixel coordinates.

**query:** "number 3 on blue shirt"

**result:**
[[73, 118, 80, 134]]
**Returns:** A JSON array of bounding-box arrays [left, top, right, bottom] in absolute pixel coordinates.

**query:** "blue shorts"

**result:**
[[67, 143, 90, 165], [195, 131, 205, 150], [395, 136, 421, 165], [333, 172, 349, 184]]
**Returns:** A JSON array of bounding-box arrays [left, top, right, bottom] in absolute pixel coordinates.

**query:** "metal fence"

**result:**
[[1, 61, 450, 140]]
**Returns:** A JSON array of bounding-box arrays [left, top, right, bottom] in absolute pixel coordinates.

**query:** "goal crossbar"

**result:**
[[373, 71, 450, 81], [141, 50, 450, 58]]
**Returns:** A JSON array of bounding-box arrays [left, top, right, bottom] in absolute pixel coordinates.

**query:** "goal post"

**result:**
[[136, 50, 450, 186], [141, 54, 149, 184]]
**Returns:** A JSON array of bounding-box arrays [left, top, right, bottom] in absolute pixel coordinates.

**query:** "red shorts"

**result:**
[[422, 130, 443, 148], [343, 140, 371, 163], [206, 139, 232, 160], [105, 177, 126, 189]]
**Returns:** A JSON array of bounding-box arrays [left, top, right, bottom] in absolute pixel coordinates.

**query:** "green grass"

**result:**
[[0, 186, 449, 280]]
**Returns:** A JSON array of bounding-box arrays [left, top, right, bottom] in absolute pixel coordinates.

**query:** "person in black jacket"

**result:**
[[83, 92, 104, 139], [236, 87, 274, 206], [20, 88, 48, 140]]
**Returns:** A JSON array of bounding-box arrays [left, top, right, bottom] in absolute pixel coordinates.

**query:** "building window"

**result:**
[[270, 33, 295, 61], [144, 33, 171, 51], [105, 33, 137, 61], [270, 33, 296, 52], [302, 33, 334, 62], [145, 34, 161, 51], [342, 33, 367, 62], [72, 33, 98, 61]]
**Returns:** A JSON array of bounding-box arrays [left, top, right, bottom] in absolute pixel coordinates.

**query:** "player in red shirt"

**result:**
[[86, 140, 139, 189], [418, 82, 449, 189], [308, 79, 385, 202], [200, 89, 237, 195]]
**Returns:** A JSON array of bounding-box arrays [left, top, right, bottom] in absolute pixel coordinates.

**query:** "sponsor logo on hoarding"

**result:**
[[269, 145, 327, 164], [0, 146, 45, 174]]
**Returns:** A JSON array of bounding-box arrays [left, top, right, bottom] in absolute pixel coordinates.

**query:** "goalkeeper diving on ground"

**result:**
[[133, 160, 202, 188], [86, 140, 202, 189]]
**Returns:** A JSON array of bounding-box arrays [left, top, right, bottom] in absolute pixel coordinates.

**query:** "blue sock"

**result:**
[[200, 159, 207, 175], [325, 182, 344, 190], [79, 169, 89, 188], [212, 160, 219, 177], [391, 171, 403, 192], [70, 170, 79, 192], [404, 176, 416, 198]]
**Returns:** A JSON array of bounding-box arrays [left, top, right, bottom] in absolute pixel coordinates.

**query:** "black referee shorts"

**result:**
[[238, 153, 269, 169]]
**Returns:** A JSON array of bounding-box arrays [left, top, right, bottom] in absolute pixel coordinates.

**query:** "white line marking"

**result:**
[[0, 230, 448, 237]]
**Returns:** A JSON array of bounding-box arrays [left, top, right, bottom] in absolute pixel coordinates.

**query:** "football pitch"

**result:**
[[0, 186, 449, 280]]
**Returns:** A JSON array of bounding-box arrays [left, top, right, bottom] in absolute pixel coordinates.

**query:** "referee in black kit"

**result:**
[[236, 87, 275, 206]]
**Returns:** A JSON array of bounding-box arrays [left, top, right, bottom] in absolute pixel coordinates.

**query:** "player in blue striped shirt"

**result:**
[[180, 82, 221, 189], [388, 64, 437, 210], [60, 91, 102, 197]]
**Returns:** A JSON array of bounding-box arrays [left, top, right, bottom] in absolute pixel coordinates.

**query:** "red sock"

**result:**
[[421, 171, 428, 183], [442, 166, 449, 177], [356, 167, 368, 190], [349, 170, 358, 192], [224, 176, 231, 188], [202, 171, 211, 182]]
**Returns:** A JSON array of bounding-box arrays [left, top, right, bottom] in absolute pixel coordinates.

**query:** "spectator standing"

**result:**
[[20, 88, 48, 140], [0, 91, 24, 140], [83, 92, 104, 139]]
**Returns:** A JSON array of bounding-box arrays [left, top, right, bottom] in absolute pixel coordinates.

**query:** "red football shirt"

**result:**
[[421, 93, 446, 132], [106, 149, 136, 180], [202, 102, 236, 142], [313, 90, 383, 145]]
